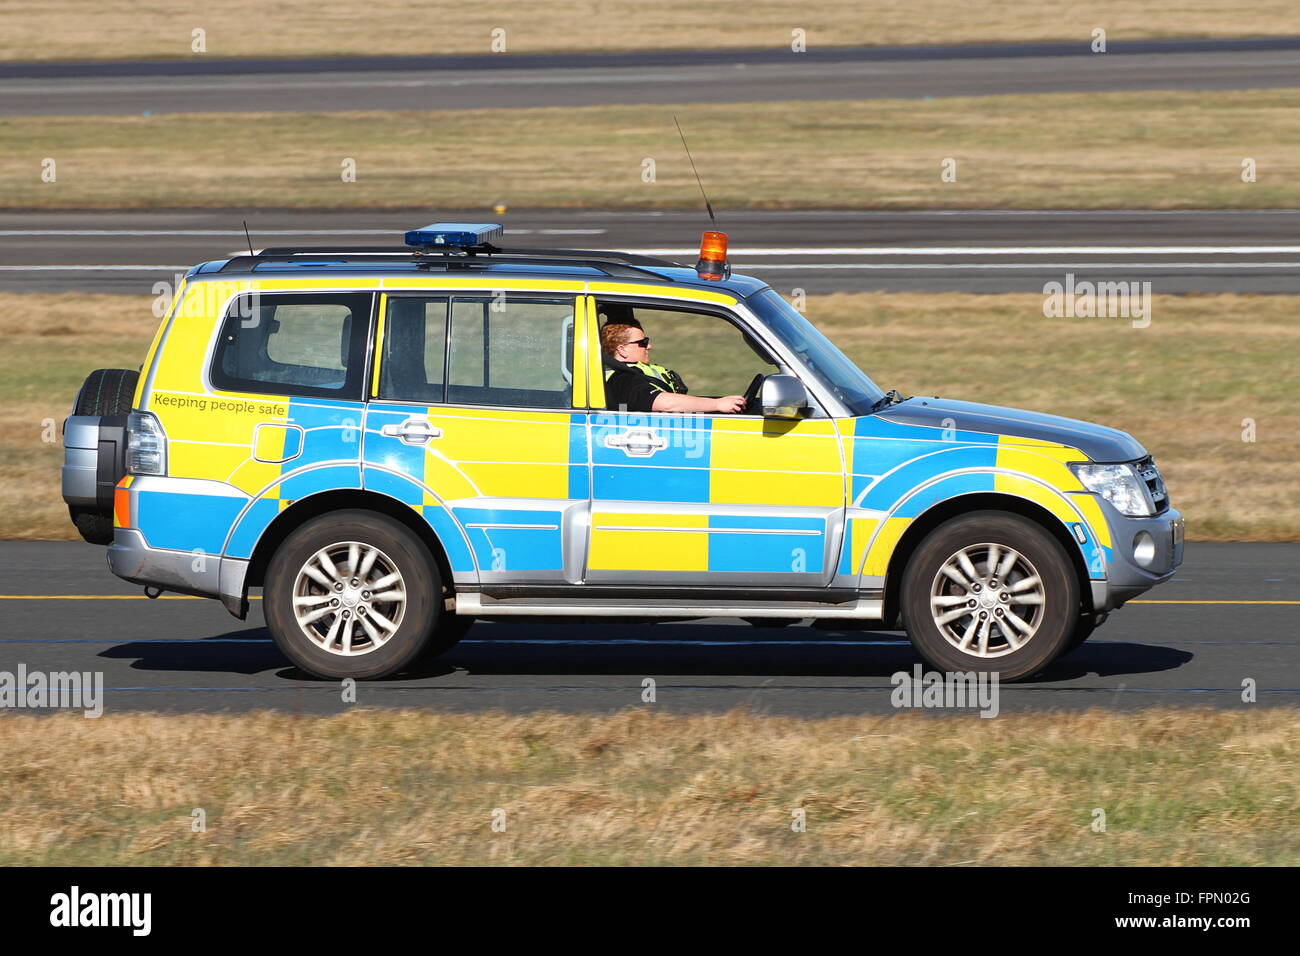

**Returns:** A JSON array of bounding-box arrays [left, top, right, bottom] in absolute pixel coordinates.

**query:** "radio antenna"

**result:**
[[674, 115, 716, 224], [242, 219, 255, 256]]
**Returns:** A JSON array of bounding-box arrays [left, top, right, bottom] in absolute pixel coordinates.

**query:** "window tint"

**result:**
[[446, 296, 575, 408], [378, 296, 448, 403], [212, 292, 372, 399]]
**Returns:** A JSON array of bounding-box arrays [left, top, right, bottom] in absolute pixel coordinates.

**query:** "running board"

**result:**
[[455, 594, 883, 620]]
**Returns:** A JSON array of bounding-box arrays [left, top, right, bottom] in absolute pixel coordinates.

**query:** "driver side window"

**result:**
[[595, 301, 777, 399]]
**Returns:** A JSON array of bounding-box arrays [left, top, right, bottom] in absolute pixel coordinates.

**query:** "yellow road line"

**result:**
[[0, 596, 1290, 604], [0, 594, 261, 600], [1130, 600, 1298, 605]]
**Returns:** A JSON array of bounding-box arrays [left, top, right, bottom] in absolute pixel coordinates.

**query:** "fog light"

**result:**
[[1132, 531, 1156, 567]]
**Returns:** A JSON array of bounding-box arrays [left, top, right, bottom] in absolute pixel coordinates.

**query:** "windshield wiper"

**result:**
[[869, 389, 905, 413]]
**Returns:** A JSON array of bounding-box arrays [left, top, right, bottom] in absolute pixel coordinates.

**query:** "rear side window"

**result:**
[[379, 294, 575, 408], [211, 292, 372, 399], [377, 295, 448, 404], [446, 296, 574, 407]]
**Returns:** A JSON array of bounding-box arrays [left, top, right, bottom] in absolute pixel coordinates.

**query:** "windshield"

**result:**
[[747, 288, 885, 415]]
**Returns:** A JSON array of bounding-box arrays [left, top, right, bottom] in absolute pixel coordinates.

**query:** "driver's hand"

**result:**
[[713, 395, 746, 414]]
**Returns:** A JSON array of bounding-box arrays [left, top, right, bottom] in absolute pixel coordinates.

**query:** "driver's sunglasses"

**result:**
[[624, 336, 651, 348]]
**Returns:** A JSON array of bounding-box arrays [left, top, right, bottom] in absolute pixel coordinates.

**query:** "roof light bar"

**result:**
[[404, 222, 504, 250]]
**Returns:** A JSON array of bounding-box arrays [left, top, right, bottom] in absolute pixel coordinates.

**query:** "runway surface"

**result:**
[[0, 542, 1294, 717], [5, 208, 1300, 295], [4, 37, 1300, 116]]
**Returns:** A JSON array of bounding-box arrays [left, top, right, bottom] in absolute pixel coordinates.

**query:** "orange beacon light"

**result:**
[[695, 231, 729, 280]]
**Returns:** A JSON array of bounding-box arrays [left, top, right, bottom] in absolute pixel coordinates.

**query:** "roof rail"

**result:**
[[216, 245, 684, 281]]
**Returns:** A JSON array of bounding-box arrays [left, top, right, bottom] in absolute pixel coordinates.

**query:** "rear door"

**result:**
[[363, 291, 589, 586]]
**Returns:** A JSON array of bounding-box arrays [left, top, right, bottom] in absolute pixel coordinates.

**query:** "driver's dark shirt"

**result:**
[[604, 365, 669, 413]]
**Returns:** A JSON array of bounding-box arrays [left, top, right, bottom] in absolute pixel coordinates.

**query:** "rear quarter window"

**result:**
[[211, 292, 373, 399]]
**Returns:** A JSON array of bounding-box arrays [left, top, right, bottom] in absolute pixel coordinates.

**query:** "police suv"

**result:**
[[61, 223, 1183, 681]]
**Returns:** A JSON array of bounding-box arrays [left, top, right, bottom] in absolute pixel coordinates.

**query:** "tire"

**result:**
[[74, 368, 139, 417], [71, 509, 115, 545], [423, 611, 473, 660], [900, 511, 1079, 682], [1066, 613, 1103, 652], [69, 368, 140, 545], [263, 510, 440, 680]]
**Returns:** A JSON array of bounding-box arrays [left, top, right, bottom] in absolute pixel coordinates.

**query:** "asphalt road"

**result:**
[[6, 208, 1300, 295], [4, 38, 1300, 116], [0, 542, 1294, 716]]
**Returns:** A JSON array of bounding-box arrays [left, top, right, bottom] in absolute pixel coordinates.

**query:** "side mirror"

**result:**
[[760, 374, 811, 419]]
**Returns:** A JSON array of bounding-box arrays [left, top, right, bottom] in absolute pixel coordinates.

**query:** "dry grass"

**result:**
[[8, 1, 1300, 61], [0, 707, 1295, 865], [0, 294, 149, 539], [3, 291, 1296, 540], [7, 90, 1300, 210]]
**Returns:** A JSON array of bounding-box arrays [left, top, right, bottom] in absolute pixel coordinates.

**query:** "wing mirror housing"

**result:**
[[760, 374, 811, 419]]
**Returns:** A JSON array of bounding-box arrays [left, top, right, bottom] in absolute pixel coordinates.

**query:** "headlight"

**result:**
[[126, 411, 167, 476], [1070, 462, 1153, 517]]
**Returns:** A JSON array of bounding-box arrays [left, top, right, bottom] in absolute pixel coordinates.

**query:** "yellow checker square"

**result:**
[[420, 456, 479, 503], [863, 516, 910, 577], [996, 441, 1088, 489], [226, 458, 283, 497], [708, 418, 842, 507], [430, 410, 573, 500], [993, 473, 1078, 524], [1069, 493, 1114, 548], [168, 441, 248, 485], [848, 516, 879, 576], [589, 513, 708, 572]]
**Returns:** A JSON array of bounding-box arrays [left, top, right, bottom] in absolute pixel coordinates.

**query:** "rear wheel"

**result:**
[[69, 368, 139, 545], [264, 510, 439, 680], [901, 511, 1079, 682]]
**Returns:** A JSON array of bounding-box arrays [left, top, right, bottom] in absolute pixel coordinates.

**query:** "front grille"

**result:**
[[1135, 456, 1169, 513]]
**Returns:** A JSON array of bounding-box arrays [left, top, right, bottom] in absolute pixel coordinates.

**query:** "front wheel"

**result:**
[[900, 511, 1079, 682], [264, 510, 440, 680]]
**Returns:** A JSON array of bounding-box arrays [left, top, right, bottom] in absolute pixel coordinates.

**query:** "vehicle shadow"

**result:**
[[98, 619, 1194, 683]]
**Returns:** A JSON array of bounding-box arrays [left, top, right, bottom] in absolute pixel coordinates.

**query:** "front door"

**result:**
[[584, 298, 845, 588]]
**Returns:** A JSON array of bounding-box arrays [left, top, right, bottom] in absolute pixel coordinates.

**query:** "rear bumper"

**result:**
[[1089, 503, 1185, 612], [108, 528, 249, 618]]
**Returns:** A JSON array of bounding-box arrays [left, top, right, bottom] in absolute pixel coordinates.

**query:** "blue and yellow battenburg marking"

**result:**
[[123, 275, 1114, 589], [836, 415, 1110, 580]]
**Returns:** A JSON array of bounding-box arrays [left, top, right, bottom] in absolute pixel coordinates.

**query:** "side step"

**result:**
[[456, 592, 883, 620]]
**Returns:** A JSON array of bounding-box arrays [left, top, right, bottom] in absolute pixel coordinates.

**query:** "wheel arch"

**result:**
[[880, 492, 1095, 628], [243, 489, 457, 598]]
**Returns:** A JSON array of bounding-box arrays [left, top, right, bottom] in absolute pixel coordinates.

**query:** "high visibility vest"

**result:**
[[604, 361, 683, 394]]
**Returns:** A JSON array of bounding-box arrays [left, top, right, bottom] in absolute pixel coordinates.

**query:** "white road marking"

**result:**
[[0, 264, 192, 270], [4, 261, 1299, 272], [739, 261, 1300, 270], [0, 228, 604, 236], [622, 246, 1300, 256]]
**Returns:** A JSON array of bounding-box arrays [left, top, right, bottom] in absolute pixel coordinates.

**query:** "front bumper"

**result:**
[[1089, 501, 1185, 611], [108, 528, 250, 617]]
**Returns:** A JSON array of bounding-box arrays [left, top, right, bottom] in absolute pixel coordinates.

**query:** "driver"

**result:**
[[599, 322, 746, 414]]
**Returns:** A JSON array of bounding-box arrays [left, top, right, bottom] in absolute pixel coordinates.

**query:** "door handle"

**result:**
[[380, 418, 443, 445], [604, 427, 668, 458]]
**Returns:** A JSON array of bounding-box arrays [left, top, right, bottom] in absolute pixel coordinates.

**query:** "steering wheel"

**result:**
[[741, 373, 765, 414]]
